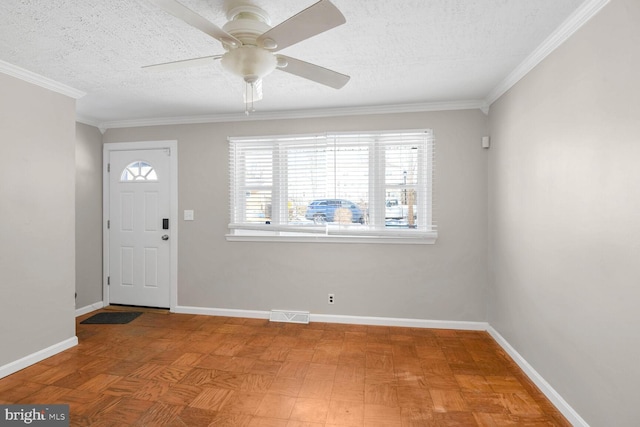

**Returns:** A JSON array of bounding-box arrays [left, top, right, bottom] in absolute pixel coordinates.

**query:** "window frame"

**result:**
[[227, 130, 437, 244], [120, 160, 159, 182]]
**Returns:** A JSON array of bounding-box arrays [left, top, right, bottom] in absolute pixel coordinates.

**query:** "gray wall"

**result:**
[[0, 73, 76, 366], [488, 0, 640, 425], [104, 110, 489, 321], [75, 123, 103, 309]]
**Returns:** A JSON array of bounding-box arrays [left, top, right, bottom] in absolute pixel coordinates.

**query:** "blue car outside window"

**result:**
[[305, 199, 364, 224]]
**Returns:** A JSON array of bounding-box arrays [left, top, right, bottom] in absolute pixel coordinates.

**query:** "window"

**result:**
[[120, 161, 158, 182], [228, 130, 436, 243]]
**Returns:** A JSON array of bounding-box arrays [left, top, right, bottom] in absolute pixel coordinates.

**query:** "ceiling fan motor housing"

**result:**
[[222, 5, 271, 47], [221, 5, 278, 82]]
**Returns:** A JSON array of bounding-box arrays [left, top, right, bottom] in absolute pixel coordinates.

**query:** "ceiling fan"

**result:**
[[144, 0, 350, 112]]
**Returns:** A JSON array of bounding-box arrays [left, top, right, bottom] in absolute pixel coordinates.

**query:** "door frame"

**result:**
[[103, 140, 178, 310]]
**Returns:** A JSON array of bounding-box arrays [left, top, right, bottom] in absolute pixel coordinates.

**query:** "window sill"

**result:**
[[225, 233, 437, 245]]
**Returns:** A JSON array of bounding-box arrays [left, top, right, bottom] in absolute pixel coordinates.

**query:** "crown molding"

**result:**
[[75, 114, 106, 134], [0, 60, 85, 99], [484, 0, 610, 106], [97, 99, 487, 130]]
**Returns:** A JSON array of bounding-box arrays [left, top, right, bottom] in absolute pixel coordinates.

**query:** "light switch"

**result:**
[[184, 210, 194, 221]]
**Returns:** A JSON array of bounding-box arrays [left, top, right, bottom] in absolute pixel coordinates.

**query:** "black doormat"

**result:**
[[80, 311, 142, 324]]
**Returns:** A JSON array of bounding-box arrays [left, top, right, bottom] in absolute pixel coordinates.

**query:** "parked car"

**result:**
[[305, 199, 365, 224], [385, 199, 417, 219]]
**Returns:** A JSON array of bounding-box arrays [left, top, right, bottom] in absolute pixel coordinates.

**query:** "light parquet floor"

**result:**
[[0, 308, 570, 426]]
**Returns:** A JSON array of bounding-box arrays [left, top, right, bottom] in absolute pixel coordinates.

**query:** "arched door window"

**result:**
[[120, 161, 158, 182]]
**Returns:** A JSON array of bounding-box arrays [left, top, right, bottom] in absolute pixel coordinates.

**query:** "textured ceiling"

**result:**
[[0, 0, 587, 127]]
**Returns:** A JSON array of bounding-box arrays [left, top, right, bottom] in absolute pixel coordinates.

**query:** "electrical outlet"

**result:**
[[328, 293, 335, 304]]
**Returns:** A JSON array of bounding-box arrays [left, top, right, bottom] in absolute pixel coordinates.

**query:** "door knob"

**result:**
[[161, 235, 169, 240]]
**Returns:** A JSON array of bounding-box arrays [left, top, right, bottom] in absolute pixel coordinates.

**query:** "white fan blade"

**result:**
[[257, 0, 345, 52], [148, 0, 241, 47], [142, 55, 222, 71], [276, 55, 350, 89]]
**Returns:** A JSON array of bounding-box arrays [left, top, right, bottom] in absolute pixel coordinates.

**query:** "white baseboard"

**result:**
[[0, 337, 78, 380], [311, 313, 488, 330], [487, 326, 589, 427], [75, 301, 105, 317], [173, 306, 487, 331], [173, 305, 270, 319]]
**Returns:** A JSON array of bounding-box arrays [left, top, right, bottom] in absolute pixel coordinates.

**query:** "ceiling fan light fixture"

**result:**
[[220, 46, 277, 81]]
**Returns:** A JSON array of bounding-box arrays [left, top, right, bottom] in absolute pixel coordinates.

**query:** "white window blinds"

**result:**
[[228, 130, 436, 243]]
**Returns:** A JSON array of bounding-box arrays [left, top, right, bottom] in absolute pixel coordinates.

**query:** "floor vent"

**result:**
[[269, 310, 310, 324]]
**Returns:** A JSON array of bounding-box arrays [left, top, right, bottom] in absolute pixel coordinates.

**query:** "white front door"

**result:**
[[107, 148, 172, 308]]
